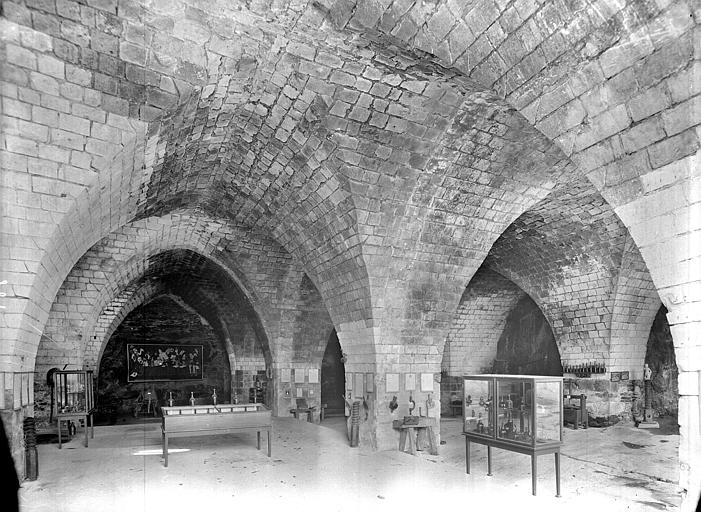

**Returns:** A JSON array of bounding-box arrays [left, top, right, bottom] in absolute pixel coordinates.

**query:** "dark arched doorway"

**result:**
[[644, 305, 679, 433], [96, 295, 231, 424], [495, 295, 562, 375], [321, 331, 345, 417]]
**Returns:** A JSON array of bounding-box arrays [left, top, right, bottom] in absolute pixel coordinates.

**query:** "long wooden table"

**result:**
[[161, 403, 272, 467]]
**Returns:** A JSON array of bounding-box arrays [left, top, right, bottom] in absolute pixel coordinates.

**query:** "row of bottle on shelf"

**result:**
[[562, 362, 606, 375]]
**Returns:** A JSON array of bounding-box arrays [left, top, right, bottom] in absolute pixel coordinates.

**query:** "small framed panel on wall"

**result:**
[[365, 373, 374, 393], [386, 373, 399, 393], [308, 369, 319, 384], [13, 373, 21, 409], [420, 373, 433, 392], [281, 368, 291, 383], [404, 373, 416, 391], [127, 344, 203, 382], [294, 369, 306, 383], [346, 373, 353, 390], [354, 373, 365, 398]]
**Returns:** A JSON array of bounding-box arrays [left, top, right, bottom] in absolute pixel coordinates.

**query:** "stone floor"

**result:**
[[19, 416, 683, 512]]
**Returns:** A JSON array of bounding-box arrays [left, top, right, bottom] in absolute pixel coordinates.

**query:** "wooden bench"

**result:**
[[161, 403, 271, 467], [392, 417, 438, 455]]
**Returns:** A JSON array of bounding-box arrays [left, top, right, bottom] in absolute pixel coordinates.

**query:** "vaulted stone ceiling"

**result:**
[[5, 0, 681, 358]]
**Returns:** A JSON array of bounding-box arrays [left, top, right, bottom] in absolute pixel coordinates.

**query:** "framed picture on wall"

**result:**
[[386, 373, 399, 393], [127, 344, 203, 382]]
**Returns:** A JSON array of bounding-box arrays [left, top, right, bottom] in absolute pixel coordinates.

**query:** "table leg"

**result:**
[[84, 416, 89, 447], [555, 451, 561, 497], [427, 427, 437, 455], [90, 413, 94, 439], [416, 426, 425, 451], [163, 433, 169, 467], [531, 454, 537, 496], [487, 445, 492, 476], [399, 429, 407, 452], [465, 438, 470, 474], [407, 428, 416, 455], [257, 431, 261, 450], [58, 419, 62, 449], [267, 430, 271, 457]]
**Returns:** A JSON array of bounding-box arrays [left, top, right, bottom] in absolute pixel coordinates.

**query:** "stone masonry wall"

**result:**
[[443, 267, 524, 375]]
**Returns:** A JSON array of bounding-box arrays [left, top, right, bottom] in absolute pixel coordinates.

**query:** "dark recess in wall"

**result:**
[[321, 331, 345, 415], [495, 295, 562, 376], [645, 305, 678, 417], [97, 295, 231, 421]]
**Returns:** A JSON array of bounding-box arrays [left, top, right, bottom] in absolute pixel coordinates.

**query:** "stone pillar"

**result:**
[[0, 371, 36, 481], [668, 315, 701, 511], [271, 365, 322, 422]]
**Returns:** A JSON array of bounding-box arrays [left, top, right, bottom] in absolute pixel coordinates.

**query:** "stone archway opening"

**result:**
[[493, 295, 562, 376], [321, 330, 346, 418], [643, 306, 679, 434], [95, 295, 232, 425]]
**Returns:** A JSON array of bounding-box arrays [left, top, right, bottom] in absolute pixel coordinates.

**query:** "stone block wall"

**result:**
[[443, 267, 524, 375]]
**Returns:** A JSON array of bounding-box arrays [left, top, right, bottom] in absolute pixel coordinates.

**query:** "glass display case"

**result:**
[[462, 374, 563, 496], [52, 369, 95, 448], [463, 375, 562, 446]]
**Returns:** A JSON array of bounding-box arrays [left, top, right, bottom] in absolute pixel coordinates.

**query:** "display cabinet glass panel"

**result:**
[[462, 377, 493, 437], [52, 370, 95, 416], [52, 369, 96, 448], [496, 379, 533, 445], [535, 380, 562, 443]]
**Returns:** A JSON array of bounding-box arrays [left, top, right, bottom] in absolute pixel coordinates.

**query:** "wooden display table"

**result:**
[[57, 410, 94, 448], [161, 403, 272, 467], [392, 417, 438, 455], [463, 433, 561, 497]]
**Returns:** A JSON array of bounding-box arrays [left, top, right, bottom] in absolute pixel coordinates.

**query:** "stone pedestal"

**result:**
[[638, 379, 659, 428]]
